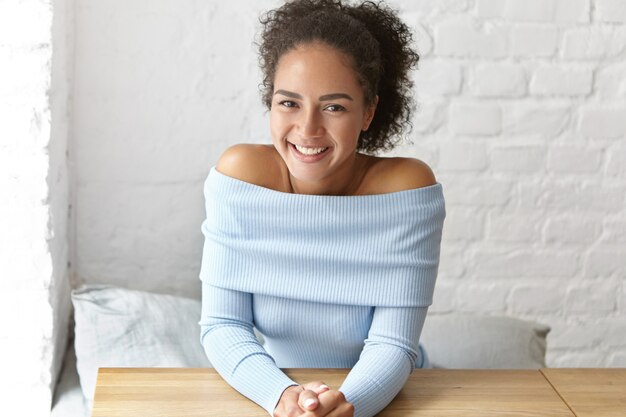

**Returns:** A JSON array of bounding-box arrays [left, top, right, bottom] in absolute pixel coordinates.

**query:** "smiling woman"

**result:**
[[199, 1, 445, 417], [269, 42, 377, 194]]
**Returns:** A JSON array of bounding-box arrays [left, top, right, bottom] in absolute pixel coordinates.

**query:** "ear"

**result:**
[[362, 95, 379, 131]]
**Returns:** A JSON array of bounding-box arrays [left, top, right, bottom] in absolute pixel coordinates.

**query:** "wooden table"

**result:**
[[541, 369, 626, 417], [92, 368, 626, 416]]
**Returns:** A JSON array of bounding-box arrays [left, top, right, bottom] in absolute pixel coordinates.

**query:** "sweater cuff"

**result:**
[[231, 358, 298, 415]]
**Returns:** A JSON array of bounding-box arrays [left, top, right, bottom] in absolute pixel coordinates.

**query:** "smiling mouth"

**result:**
[[289, 142, 329, 155]]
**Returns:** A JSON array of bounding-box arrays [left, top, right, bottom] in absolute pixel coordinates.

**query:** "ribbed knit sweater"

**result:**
[[199, 166, 445, 417]]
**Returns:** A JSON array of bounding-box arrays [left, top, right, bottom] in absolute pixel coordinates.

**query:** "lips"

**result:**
[[288, 141, 331, 162], [293, 143, 328, 155]]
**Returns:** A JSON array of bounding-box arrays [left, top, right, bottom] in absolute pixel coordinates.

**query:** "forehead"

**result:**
[[274, 43, 364, 98]]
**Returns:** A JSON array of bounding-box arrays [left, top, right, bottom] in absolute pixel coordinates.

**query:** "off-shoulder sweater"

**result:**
[[198, 166, 445, 417]]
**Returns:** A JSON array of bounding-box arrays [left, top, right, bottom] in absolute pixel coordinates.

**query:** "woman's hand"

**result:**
[[304, 389, 354, 417], [274, 381, 353, 417]]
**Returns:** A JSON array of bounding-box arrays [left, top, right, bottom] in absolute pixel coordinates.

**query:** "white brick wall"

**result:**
[[390, 0, 626, 367], [66, 0, 626, 374], [0, 0, 72, 415]]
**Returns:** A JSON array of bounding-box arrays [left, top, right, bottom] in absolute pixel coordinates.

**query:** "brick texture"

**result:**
[[61, 0, 626, 380], [0, 0, 72, 414]]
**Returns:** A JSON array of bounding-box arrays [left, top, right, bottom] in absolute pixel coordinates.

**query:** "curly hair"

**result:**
[[258, 0, 419, 154]]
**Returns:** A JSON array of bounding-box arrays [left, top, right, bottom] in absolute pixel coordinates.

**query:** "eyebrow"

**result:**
[[274, 89, 353, 101]]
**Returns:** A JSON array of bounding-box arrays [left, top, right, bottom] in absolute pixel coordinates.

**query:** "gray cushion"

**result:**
[[71, 285, 211, 404], [420, 313, 550, 369], [71, 285, 550, 408]]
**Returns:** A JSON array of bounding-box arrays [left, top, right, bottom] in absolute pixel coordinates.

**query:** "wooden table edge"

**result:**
[[539, 368, 579, 417]]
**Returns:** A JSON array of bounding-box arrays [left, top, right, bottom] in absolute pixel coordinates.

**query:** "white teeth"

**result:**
[[294, 144, 328, 155]]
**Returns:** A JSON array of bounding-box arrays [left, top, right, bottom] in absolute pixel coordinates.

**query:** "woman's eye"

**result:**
[[279, 100, 298, 108], [325, 104, 346, 112]]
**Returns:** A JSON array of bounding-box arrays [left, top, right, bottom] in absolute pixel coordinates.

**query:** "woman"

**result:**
[[199, 1, 445, 416]]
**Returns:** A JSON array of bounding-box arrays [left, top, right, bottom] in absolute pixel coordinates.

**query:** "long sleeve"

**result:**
[[199, 166, 444, 416], [339, 306, 428, 417], [199, 282, 297, 415]]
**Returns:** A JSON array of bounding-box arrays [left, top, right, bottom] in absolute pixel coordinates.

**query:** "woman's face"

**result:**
[[270, 42, 376, 187]]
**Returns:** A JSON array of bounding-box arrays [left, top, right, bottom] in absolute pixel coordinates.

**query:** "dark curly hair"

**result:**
[[258, 0, 419, 154]]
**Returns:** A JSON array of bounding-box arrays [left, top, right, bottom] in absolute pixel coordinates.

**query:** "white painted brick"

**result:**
[[491, 145, 546, 173], [580, 184, 626, 212], [566, 282, 619, 313], [434, 17, 508, 58], [439, 175, 513, 206], [562, 26, 626, 60], [413, 99, 446, 133], [607, 352, 626, 367], [530, 65, 593, 97], [437, 244, 467, 279], [39, 0, 626, 378], [553, 0, 591, 23], [403, 0, 470, 14], [486, 210, 544, 243], [585, 246, 626, 278], [457, 284, 508, 313], [595, 63, 626, 99], [429, 282, 457, 313], [580, 106, 626, 140], [547, 146, 603, 173], [509, 285, 565, 314], [520, 183, 564, 212], [443, 207, 485, 242], [472, 249, 580, 279], [475, 0, 504, 18], [502, 103, 570, 138], [0, 1, 52, 47], [550, 351, 607, 367], [401, 15, 434, 56], [468, 63, 527, 97], [543, 215, 601, 245], [0, 0, 71, 410], [602, 219, 626, 245], [548, 319, 608, 349], [477, 0, 590, 23], [387, 143, 437, 167], [622, 282, 626, 311], [504, 0, 571, 22], [511, 25, 558, 57], [595, 0, 626, 23], [2, 385, 52, 417], [0, 48, 52, 98], [414, 22, 434, 56], [438, 141, 488, 171], [533, 183, 625, 213], [415, 60, 462, 96], [606, 145, 626, 177], [604, 319, 626, 347], [76, 182, 206, 299], [449, 102, 502, 136]]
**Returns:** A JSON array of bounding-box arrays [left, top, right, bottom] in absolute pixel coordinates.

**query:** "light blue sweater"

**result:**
[[199, 166, 445, 417]]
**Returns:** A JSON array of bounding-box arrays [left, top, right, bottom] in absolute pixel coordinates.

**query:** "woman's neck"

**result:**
[[286, 153, 371, 196]]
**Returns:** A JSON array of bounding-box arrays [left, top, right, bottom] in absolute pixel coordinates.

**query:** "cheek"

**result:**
[[270, 113, 294, 149]]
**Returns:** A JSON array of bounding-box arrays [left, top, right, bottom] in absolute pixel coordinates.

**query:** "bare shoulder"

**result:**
[[215, 143, 282, 188], [363, 156, 437, 194]]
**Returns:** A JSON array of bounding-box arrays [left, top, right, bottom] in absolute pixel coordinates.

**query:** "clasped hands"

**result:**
[[274, 381, 354, 417]]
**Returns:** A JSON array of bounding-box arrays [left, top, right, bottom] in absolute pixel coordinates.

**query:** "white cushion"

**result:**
[[71, 285, 211, 404], [72, 285, 550, 407], [420, 313, 550, 369]]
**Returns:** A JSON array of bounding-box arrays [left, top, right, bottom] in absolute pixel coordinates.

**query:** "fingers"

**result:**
[[298, 381, 329, 411], [302, 381, 330, 394], [274, 385, 305, 417], [298, 389, 320, 411], [313, 384, 330, 395], [304, 389, 354, 417]]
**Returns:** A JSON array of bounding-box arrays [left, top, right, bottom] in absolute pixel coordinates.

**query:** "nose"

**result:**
[[297, 108, 324, 139]]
